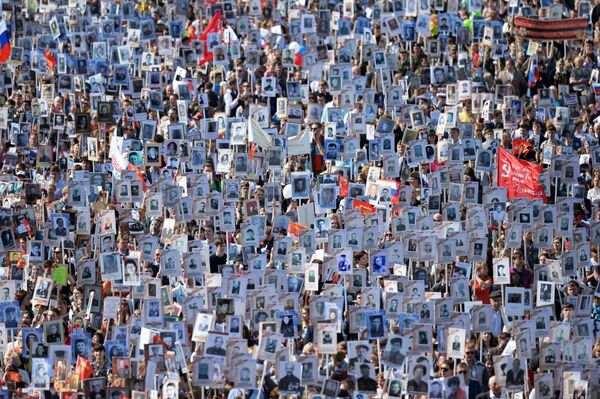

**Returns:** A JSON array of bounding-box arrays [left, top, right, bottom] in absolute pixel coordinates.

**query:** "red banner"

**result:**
[[288, 221, 308, 237], [512, 138, 528, 155], [513, 17, 588, 41], [353, 200, 376, 217], [198, 11, 223, 65], [76, 356, 93, 381], [339, 174, 348, 197], [497, 147, 546, 202]]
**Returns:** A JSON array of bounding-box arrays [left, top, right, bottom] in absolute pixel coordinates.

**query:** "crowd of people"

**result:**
[[0, 0, 600, 397]]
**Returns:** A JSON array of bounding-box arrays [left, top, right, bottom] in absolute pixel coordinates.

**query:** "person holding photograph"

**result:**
[[470, 263, 493, 303]]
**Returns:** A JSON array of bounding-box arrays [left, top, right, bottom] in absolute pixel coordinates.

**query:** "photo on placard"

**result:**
[[144, 298, 162, 323], [43, 319, 64, 344], [316, 323, 338, 354], [536, 281, 554, 306], [33, 277, 53, 306], [291, 172, 310, 199], [493, 257, 510, 285], [505, 287, 525, 317], [365, 310, 386, 339], [31, 358, 50, 389], [412, 324, 432, 352]]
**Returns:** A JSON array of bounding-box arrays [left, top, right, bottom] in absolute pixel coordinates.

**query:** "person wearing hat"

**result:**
[[348, 343, 370, 368], [488, 291, 503, 336]]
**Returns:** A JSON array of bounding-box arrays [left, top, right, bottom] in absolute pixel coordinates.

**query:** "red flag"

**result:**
[[288, 221, 308, 237], [44, 49, 56, 69], [76, 356, 93, 381], [249, 143, 256, 160], [198, 11, 223, 65], [339, 174, 348, 197], [497, 147, 546, 202], [512, 138, 528, 155], [186, 23, 198, 40], [353, 200, 376, 217], [22, 219, 33, 238]]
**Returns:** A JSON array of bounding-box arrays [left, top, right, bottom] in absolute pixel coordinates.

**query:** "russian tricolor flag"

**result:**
[[0, 20, 10, 63], [526, 53, 539, 97]]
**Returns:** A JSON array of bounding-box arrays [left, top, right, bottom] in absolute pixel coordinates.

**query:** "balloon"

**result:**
[[289, 42, 300, 52], [297, 45, 307, 55], [283, 184, 292, 199]]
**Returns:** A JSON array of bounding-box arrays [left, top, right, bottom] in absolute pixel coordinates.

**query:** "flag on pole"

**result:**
[[198, 11, 223, 65], [248, 116, 272, 149], [288, 221, 309, 237], [76, 356, 93, 381], [0, 20, 11, 63], [526, 53, 539, 97], [339, 174, 349, 197], [287, 128, 311, 155], [353, 200, 376, 217], [44, 49, 56, 69]]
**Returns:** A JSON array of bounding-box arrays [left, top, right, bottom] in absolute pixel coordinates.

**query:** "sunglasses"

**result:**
[[441, 367, 450, 371]]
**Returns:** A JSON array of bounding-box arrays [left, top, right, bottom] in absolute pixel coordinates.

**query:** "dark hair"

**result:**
[[413, 364, 426, 374]]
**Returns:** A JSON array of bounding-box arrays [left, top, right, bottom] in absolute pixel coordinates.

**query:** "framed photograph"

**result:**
[[365, 310, 387, 339], [278, 361, 302, 393], [100, 252, 121, 281], [493, 257, 510, 285], [316, 323, 337, 354], [32, 277, 53, 306], [536, 281, 554, 306], [43, 319, 64, 344], [321, 379, 340, 398], [412, 324, 432, 353], [31, 358, 50, 389], [291, 172, 310, 199], [83, 285, 102, 314], [205, 332, 228, 358], [505, 287, 525, 317], [446, 327, 466, 359], [192, 357, 214, 386], [144, 298, 162, 324]]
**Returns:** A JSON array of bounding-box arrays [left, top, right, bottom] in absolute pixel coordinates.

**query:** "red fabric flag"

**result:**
[[186, 23, 198, 40], [76, 356, 93, 381], [353, 200, 376, 217], [198, 11, 223, 65], [497, 147, 546, 202], [339, 174, 348, 197], [512, 138, 528, 155], [44, 49, 56, 69], [249, 143, 256, 160], [22, 219, 33, 238], [288, 221, 308, 237]]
